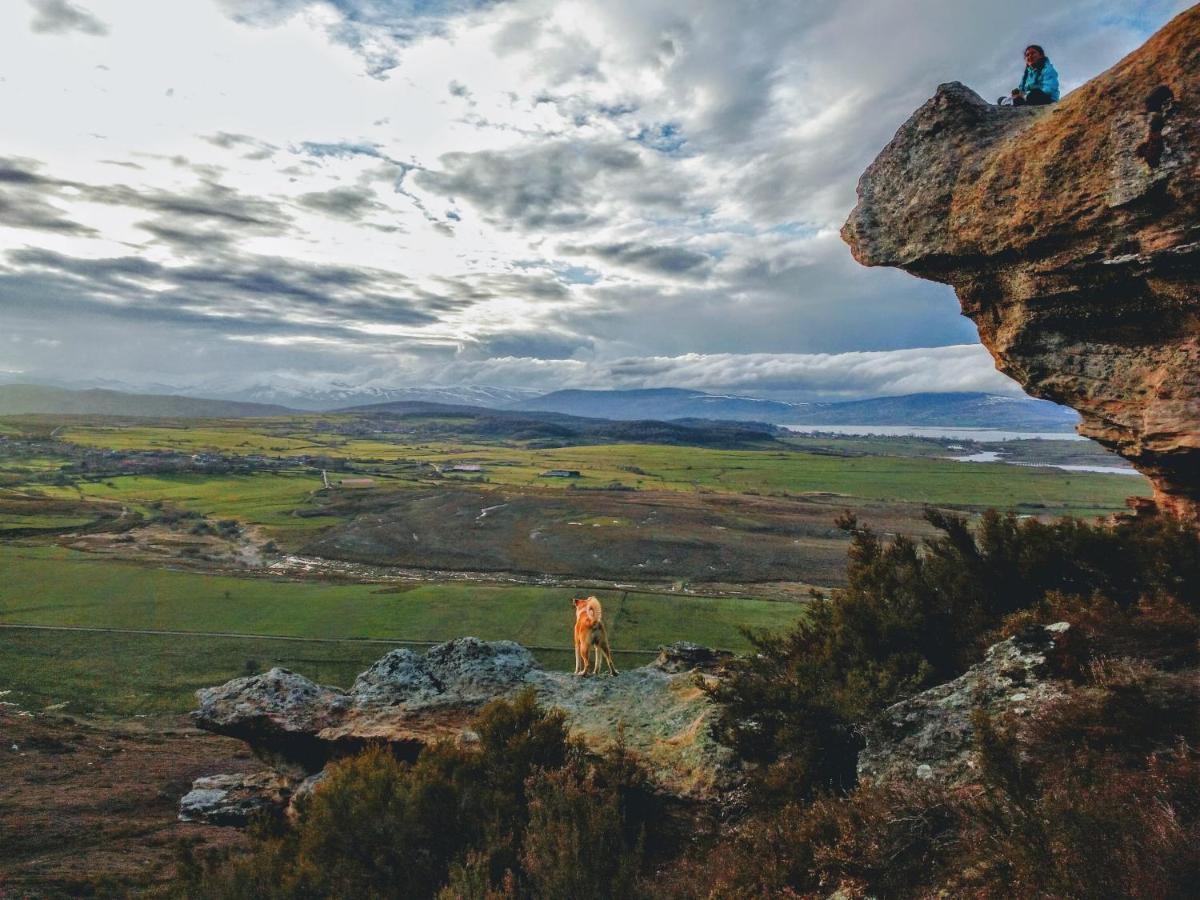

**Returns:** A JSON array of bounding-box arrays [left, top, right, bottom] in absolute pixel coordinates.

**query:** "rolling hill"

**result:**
[[512, 389, 1079, 431], [0, 384, 294, 418]]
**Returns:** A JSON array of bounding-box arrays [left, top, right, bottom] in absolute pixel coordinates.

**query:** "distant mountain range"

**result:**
[[512, 389, 1079, 431], [0, 384, 292, 418], [15, 378, 543, 413], [0, 380, 1079, 432], [215, 383, 543, 412]]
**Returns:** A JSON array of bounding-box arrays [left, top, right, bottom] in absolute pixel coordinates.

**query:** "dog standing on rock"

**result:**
[[573, 595, 618, 676]]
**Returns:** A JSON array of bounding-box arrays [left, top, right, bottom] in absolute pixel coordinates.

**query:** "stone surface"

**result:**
[[857, 623, 1070, 785], [193, 637, 732, 800], [652, 641, 734, 674], [178, 771, 299, 826], [843, 7, 1200, 521]]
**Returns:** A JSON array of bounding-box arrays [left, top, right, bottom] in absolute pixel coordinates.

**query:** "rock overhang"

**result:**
[[842, 7, 1200, 522]]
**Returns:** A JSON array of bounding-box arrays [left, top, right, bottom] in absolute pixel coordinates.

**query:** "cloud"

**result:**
[[297, 185, 384, 220], [2, 246, 450, 338], [471, 329, 594, 360], [415, 141, 696, 231], [560, 240, 713, 278], [216, 0, 503, 78], [1, 0, 1188, 399], [28, 0, 107, 36], [415, 343, 1021, 401]]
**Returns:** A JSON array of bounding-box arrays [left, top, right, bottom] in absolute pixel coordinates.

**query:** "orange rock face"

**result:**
[[843, 8, 1200, 522]]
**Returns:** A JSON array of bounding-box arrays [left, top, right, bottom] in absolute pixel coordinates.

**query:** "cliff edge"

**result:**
[[843, 7, 1200, 521]]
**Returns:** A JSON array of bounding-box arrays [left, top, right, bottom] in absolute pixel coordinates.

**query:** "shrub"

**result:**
[[521, 767, 642, 900], [708, 509, 1200, 802], [182, 690, 653, 899]]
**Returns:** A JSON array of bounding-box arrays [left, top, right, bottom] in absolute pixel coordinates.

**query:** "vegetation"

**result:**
[[709, 509, 1200, 803], [685, 511, 1200, 897], [181, 690, 654, 899], [165, 510, 1200, 899], [0, 544, 802, 714], [6, 414, 1145, 516]]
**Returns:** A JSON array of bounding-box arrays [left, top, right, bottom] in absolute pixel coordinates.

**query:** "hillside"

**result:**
[[335, 399, 782, 447], [514, 388, 1078, 431], [216, 383, 542, 412], [0, 384, 294, 418], [782, 391, 1077, 430]]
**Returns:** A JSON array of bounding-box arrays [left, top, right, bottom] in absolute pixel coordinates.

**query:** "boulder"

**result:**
[[193, 637, 732, 800], [652, 641, 734, 674], [843, 7, 1200, 522], [178, 771, 299, 826], [857, 623, 1070, 785]]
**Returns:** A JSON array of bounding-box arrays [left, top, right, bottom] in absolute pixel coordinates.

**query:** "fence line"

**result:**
[[0, 621, 672, 655]]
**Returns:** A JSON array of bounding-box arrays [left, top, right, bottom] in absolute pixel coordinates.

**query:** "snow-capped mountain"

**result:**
[[512, 389, 1080, 431], [196, 382, 544, 412]]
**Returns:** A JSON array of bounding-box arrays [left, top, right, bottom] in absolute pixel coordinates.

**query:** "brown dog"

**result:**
[[573, 595, 618, 676]]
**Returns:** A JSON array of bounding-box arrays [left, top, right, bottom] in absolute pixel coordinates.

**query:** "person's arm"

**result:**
[[1041, 63, 1060, 101], [1016, 65, 1031, 96]]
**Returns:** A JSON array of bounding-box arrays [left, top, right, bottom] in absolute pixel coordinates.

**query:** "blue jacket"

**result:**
[[1019, 59, 1059, 101]]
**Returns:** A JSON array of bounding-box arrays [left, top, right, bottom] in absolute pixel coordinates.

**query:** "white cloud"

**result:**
[[0, 0, 1190, 397]]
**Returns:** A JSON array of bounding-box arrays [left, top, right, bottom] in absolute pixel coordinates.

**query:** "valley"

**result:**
[[0, 406, 1148, 719]]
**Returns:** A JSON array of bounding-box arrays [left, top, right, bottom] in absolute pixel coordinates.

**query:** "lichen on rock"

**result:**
[[857, 623, 1071, 785], [190, 637, 733, 808]]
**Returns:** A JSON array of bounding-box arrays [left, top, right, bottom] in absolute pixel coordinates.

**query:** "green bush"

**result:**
[[708, 509, 1200, 802], [182, 689, 653, 899], [521, 767, 642, 900]]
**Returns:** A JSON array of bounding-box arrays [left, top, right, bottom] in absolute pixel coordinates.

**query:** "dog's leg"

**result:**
[[601, 639, 618, 676], [595, 624, 618, 676]]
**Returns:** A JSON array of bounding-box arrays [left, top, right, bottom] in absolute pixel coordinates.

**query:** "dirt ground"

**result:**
[[0, 709, 264, 897]]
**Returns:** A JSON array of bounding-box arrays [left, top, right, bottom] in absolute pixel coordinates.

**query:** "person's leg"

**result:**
[[1025, 88, 1052, 106]]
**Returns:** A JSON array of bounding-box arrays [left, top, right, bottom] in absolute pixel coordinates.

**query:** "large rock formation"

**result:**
[[843, 8, 1200, 521], [190, 638, 733, 805], [857, 622, 1070, 785]]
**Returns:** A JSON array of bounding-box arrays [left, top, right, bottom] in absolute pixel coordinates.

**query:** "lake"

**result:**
[[785, 424, 1086, 441]]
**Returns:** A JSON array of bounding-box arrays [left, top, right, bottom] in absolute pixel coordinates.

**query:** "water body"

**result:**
[[786, 424, 1086, 441], [942, 455, 1142, 477], [1036, 464, 1142, 477], [946, 451, 1003, 462]]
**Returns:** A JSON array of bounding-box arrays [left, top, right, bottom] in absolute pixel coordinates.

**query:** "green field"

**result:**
[[38, 471, 341, 535], [0, 415, 1152, 717], [0, 544, 803, 715], [31, 423, 1151, 521]]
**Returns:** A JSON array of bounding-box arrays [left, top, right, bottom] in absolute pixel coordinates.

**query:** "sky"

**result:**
[[0, 0, 1189, 401]]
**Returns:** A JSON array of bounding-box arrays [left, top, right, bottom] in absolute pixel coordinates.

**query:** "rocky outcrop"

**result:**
[[857, 623, 1070, 785], [843, 8, 1200, 521], [191, 638, 732, 804], [178, 771, 300, 826]]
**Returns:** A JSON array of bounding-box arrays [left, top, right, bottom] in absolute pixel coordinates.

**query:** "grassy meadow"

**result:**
[[29, 417, 1150, 517], [0, 543, 803, 715]]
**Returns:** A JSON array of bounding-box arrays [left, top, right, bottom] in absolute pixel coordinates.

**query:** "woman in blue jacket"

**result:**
[[1011, 44, 1059, 106]]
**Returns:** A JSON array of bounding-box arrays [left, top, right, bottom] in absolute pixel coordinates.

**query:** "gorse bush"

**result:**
[[708, 509, 1200, 802], [182, 689, 653, 899]]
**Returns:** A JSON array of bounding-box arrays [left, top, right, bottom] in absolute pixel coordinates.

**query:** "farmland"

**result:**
[[0, 410, 1151, 717], [0, 543, 804, 714]]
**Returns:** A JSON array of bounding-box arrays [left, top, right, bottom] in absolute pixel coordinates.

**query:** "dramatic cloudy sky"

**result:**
[[0, 0, 1188, 400]]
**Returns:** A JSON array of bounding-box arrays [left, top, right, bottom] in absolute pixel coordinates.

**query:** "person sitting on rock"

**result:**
[[1011, 44, 1059, 105]]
